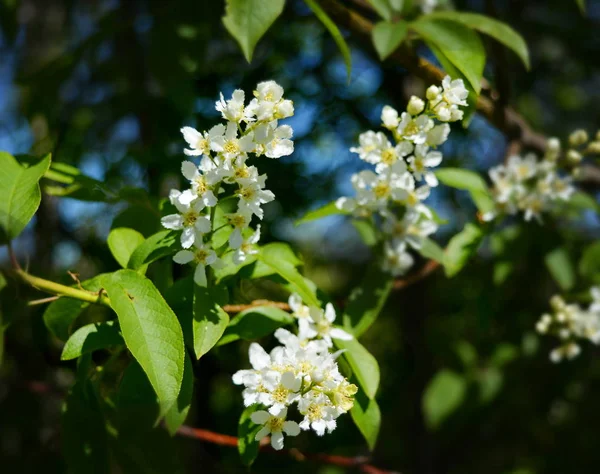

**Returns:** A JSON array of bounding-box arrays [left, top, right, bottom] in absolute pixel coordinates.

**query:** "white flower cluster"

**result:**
[[485, 137, 577, 222], [536, 288, 600, 362], [160, 81, 294, 286], [336, 76, 468, 276], [415, 0, 440, 14], [233, 294, 355, 450]]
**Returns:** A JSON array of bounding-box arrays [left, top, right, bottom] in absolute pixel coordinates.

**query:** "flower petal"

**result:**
[[173, 250, 194, 264], [270, 431, 285, 450], [283, 421, 301, 437], [250, 410, 270, 425]]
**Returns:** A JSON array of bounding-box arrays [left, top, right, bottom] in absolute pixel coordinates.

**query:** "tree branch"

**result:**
[[392, 260, 440, 290], [222, 300, 291, 314], [176, 425, 398, 474], [317, 0, 548, 153]]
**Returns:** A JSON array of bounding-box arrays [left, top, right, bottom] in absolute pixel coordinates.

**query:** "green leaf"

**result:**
[[127, 230, 178, 270], [444, 223, 485, 277], [352, 220, 378, 247], [411, 18, 485, 93], [112, 205, 161, 238], [419, 237, 446, 263], [426, 11, 530, 69], [61, 321, 123, 361], [248, 242, 302, 279], [477, 367, 503, 404], [426, 42, 478, 126], [343, 264, 393, 337], [435, 168, 488, 193], [219, 306, 294, 346], [258, 245, 319, 306], [335, 338, 380, 399], [164, 277, 195, 351], [576, 0, 586, 15], [454, 340, 478, 368], [350, 389, 381, 451], [102, 269, 185, 417], [108, 227, 146, 269], [490, 343, 519, 368], [544, 247, 575, 291], [192, 284, 229, 359], [304, 0, 352, 81], [165, 352, 194, 436], [62, 375, 110, 474], [238, 406, 262, 466], [0, 152, 51, 243], [422, 369, 467, 429], [222, 0, 285, 62], [295, 201, 348, 226], [435, 168, 494, 213], [372, 20, 409, 60], [366, 0, 393, 20], [43, 274, 107, 341], [115, 361, 185, 473], [579, 241, 600, 284], [41, 160, 112, 202]]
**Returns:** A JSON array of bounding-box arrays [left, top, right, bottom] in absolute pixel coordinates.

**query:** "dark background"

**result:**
[[1, 0, 600, 473]]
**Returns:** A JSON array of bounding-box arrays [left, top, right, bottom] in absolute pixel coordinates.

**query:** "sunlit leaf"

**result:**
[[164, 352, 194, 436], [343, 264, 393, 337], [411, 18, 485, 93], [61, 320, 123, 361], [426, 11, 530, 69], [0, 152, 51, 243], [192, 284, 229, 359], [258, 245, 319, 306], [335, 338, 380, 399], [350, 389, 381, 451], [222, 0, 285, 62], [127, 230, 178, 270], [219, 306, 294, 346], [238, 406, 262, 466], [444, 223, 485, 277], [304, 0, 352, 80], [372, 20, 409, 60], [108, 227, 146, 269], [295, 200, 348, 226], [102, 270, 185, 417]]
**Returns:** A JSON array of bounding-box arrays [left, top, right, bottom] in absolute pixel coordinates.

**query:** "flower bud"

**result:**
[[551, 295, 566, 311], [426, 85, 440, 101], [547, 137, 561, 152], [567, 149, 582, 164], [569, 129, 588, 147], [450, 108, 464, 122], [586, 141, 600, 154], [407, 96, 425, 115]]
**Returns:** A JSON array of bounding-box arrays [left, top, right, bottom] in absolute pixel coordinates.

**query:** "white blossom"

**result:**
[[173, 242, 223, 286], [298, 303, 353, 347], [251, 408, 301, 450]]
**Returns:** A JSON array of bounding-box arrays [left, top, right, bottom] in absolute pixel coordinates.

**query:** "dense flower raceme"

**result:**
[[336, 76, 468, 276], [535, 288, 600, 362], [233, 294, 355, 450], [160, 81, 294, 285], [484, 128, 600, 223]]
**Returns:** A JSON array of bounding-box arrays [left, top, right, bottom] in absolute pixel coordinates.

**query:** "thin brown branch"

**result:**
[[177, 425, 398, 474], [223, 300, 291, 314], [392, 260, 440, 290], [27, 295, 61, 306], [317, 0, 548, 153]]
